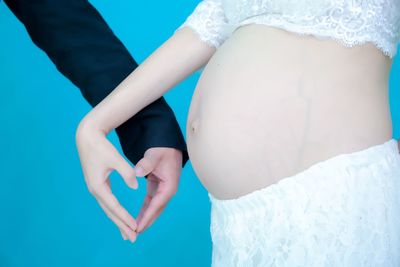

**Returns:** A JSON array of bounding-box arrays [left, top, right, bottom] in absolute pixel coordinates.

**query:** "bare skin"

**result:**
[[76, 25, 399, 242], [187, 24, 394, 200]]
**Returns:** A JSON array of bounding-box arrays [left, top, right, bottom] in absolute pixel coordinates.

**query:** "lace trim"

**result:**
[[177, 0, 231, 48], [176, 0, 400, 57], [237, 17, 398, 58]]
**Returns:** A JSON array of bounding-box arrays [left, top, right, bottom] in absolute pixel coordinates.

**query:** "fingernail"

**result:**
[[135, 166, 144, 176]]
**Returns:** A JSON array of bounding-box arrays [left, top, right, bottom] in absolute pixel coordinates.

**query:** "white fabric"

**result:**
[[208, 138, 400, 267], [178, 0, 400, 58]]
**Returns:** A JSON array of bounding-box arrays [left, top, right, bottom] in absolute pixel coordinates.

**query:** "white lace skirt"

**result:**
[[208, 138, 400, 267]]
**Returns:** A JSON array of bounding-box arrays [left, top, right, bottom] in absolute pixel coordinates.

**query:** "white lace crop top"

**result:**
[[178, 0, 400, 58]]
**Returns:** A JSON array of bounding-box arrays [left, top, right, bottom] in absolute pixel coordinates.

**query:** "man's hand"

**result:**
[[135, 147, 182, 234]]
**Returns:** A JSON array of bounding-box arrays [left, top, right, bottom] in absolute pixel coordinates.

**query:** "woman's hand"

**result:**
[[76, 118, 139, 242]]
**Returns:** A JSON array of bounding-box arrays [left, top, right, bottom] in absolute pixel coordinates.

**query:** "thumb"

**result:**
[[135, 156, 155, 177], [114, 156, 138, 189]]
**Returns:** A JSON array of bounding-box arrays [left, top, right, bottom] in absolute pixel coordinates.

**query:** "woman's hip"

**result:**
[[209, 138, 400, 267]]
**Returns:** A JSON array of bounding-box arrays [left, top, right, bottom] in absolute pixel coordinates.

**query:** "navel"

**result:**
[[190, 118, 200, 133]]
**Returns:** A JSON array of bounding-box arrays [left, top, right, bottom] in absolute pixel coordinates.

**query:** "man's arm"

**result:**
[[3, 0, 189, 167]]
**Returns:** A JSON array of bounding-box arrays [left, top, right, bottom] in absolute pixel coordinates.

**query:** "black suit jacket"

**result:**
[[3, 0, 189, 167]]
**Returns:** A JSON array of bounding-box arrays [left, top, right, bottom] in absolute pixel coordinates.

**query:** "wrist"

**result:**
[[76, 114, 107, 142]]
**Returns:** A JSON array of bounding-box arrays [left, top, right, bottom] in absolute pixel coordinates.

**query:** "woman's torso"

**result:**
[[186, 24, 393, 200]]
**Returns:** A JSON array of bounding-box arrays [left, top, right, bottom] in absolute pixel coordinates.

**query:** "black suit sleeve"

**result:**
[[3, 0, 189, 167]]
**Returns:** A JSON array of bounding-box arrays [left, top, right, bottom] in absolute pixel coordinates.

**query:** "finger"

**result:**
[[120, 230, 128, 240], [98, 202, 137, 242], [113, 154, 138, 189], [95, 185, 137, 232], [135, 156, 155, 177], [142, 204, 167, 233], [136, 189, 173, 233], [137, 176, 158, 227], [99, 202, 136, 241], [137, 195, 152, 225], [103, 181, 128, 241]]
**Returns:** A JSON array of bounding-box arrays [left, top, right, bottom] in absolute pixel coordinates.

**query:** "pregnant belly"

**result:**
[[186, 24, 393, 200]]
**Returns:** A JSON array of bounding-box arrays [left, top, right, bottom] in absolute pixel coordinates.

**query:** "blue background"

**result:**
[[0, 1, 399, 267]]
